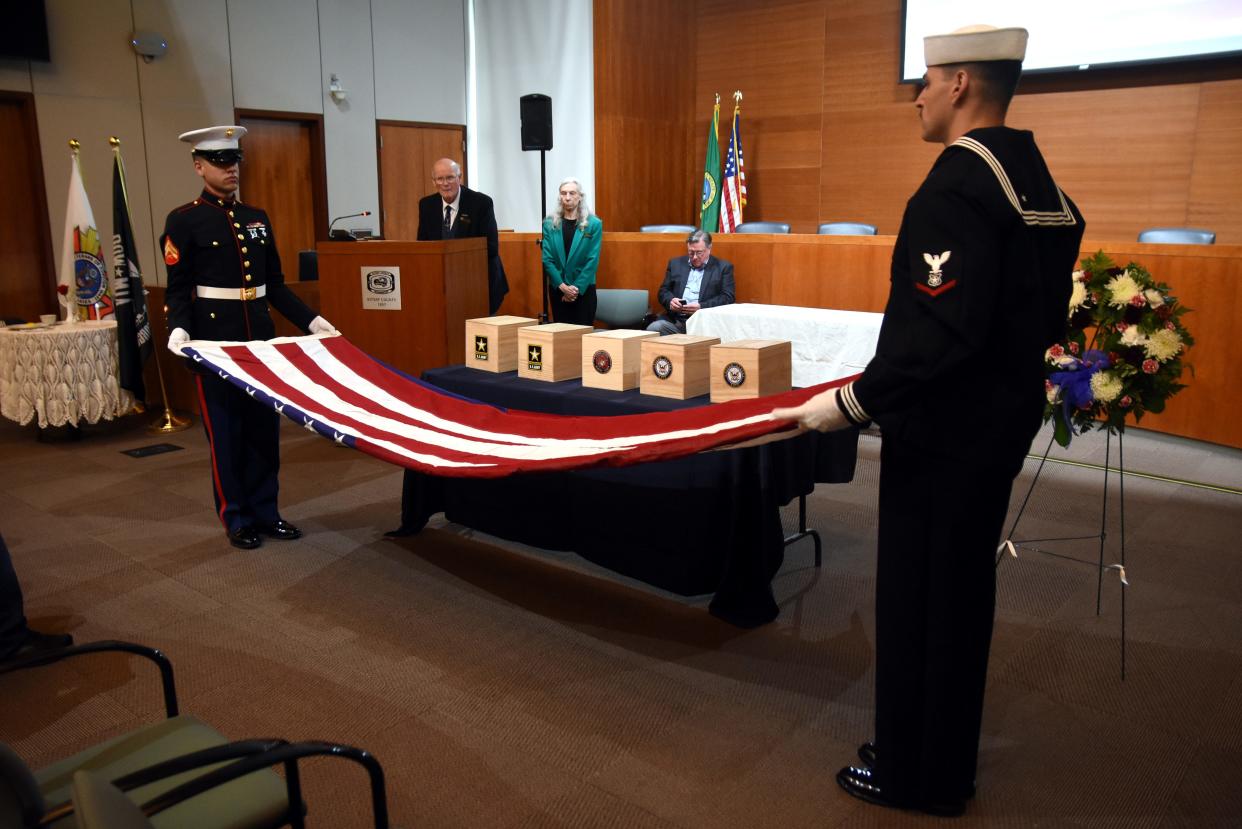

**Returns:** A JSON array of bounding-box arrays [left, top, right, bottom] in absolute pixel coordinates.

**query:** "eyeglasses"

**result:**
[[687, 247, 709, 257], [433, 176, 459, 185]]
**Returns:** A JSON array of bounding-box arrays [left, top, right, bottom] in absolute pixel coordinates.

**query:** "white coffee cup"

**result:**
[[40, 314, 56, 324]]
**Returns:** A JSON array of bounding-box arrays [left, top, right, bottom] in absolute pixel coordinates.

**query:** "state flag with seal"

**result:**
[[59, 146, 115, 321]]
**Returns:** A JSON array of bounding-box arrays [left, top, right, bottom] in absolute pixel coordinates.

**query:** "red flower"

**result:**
[[1049, 344, 1065, 358], [1068, 341, 1080, 355], [1119, 396, 1133, 408], [57, 284, 69, 295], [1115, 322, 1128, 332], [1109, 351, 1121, 364], [1142, 359, 1159, 374], [1165, 321, 1175, 330], [1130, 295, 1145, 307]]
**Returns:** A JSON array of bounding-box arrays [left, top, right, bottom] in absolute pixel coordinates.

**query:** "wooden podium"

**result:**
[[317, 239, 488, 376]]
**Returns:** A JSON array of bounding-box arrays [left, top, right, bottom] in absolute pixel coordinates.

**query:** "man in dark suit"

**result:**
[[163, 125, 337, 550], [646, 229, 735, 335], [417, 158, 508, 314]]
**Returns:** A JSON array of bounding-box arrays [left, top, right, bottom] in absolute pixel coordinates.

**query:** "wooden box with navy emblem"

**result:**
[[709, 339, 792, 403], [465, 315, 539, 373], [581, 330, 659, 391], [639, 334, 720, 400], [517, 323, 593, 382]]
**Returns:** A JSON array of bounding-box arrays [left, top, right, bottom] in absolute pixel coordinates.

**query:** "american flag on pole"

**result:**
[[180, 334, 854, 478], [719, 94, 747, 233]]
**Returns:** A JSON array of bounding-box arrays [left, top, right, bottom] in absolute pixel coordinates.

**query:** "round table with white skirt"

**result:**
[[0, 320, 135, 428]]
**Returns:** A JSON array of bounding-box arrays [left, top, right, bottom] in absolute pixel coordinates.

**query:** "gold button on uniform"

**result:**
[[241, 247, 248, 253], [212, 241, 219, 246], [237, 234, 244, 240], [233, 223, 241, 228], [244, 260, 250, 267], [228, 211, 235, 217], [245, 274, 252, 282], [210, 312, 216, 319]]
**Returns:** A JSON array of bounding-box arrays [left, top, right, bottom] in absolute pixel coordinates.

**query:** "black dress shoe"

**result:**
[[858, 741, 877, 767], [257, 520, 302, 541], [1, 630, 74, 663], [836, 766, 966, 818], [228, 526, 262, 549], [854, 744, 976, 799]]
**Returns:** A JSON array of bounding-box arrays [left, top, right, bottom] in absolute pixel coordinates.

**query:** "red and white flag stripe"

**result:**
[[182, 334, 854, 478]]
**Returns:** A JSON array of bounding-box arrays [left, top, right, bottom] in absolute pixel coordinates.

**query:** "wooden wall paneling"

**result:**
[[1186, 79, 1242, 245], [377, 121, 466, 241], [236, 114, 323, 282], [593, 0, 696, 231], [1008, 85, 1200, 243], [694, 0, 827, 233], [0, 92, 55, 323], [497, 233, 545, 319]]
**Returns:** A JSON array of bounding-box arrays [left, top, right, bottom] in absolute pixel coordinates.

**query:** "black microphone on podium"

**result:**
[[329, 210, 372, 241]]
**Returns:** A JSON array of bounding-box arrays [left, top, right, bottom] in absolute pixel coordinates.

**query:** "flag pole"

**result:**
[[108, 134, 190, 434]]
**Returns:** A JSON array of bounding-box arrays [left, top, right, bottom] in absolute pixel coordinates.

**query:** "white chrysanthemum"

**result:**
[[1046, 382, 1061, 403], [1106, 271, 1143, 307], [1144, 289, 1165, 308], [1072, 269, 1086, 282], [1145, 328, 1183, 361], [1068, 280, 1087, 315], [1090, 371, 1124, 403], [1119, 326, 1146, 347]]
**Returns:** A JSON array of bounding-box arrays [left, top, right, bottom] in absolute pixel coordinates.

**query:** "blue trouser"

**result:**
[[194, 371, 281, 533], [0, 531, 29, 657]]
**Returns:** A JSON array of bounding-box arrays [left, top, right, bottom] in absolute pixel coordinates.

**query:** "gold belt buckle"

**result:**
[[241, 286, 257, 301]]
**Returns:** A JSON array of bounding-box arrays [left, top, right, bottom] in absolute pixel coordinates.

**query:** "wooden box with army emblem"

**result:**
[[581, 330, 659, 391], [517, 323, 593, 382], [709, 339, 792, 402], [639, 334, 720, 400], [465, 315, 539, 373]]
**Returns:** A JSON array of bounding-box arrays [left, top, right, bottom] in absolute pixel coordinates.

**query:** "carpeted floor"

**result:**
[[2, 410, 1240, 827]]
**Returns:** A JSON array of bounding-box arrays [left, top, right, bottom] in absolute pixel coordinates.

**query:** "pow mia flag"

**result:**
[[111, 145, 153, 402]]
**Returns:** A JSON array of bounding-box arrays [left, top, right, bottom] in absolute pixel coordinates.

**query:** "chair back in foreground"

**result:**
[[735, 222, 791, 234], [595, 288, 651, 329], [640, 224, 697, 233], [818, 222, 877, 235], [298, 250, 319, 281], [1137, 227, 1216, 245]]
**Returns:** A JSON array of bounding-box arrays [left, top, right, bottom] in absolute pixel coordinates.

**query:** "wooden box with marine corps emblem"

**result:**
[[639, 334, 720, 400], [709, 339, 792, 403], [517, 323, 593, 382], [581, 330, 659, 391], [465, 315, 539, 373]]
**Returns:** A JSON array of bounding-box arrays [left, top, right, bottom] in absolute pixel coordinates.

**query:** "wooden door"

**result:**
[[377, 121, 466, 241], [0, 93, 55, 322], [236, 113, 326, 282]]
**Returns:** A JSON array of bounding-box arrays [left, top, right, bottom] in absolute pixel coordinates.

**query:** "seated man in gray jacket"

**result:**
[[646, 229, 735, 335]]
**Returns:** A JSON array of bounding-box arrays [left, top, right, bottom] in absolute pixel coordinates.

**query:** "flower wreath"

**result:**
[[1044, 251, 1194, 447]]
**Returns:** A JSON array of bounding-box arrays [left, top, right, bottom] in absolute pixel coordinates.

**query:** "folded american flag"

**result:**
[[182, 333, 854, 478]]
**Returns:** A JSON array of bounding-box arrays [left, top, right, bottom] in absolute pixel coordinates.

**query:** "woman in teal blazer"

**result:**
[[542, 177, 603, 325]]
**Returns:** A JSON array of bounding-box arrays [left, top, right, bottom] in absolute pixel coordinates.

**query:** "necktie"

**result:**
[[443, 204, 453, 238]]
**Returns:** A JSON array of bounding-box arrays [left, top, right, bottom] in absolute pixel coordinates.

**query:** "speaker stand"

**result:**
[[539, 148, 550, 323]]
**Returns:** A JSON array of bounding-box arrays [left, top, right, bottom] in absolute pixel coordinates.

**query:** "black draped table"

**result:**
[[393, 365, 859, 627]]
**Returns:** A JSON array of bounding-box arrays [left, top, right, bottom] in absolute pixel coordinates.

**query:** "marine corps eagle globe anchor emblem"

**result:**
[[923, 250, 951, 287]]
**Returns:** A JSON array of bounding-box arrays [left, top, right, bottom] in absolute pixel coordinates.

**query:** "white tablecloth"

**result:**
[[687, 303, 883, 387], [0, 320, 135, 428]]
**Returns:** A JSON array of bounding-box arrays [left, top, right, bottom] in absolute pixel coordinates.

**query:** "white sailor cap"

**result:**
[[924, 24, 1028, 67], [178, 125, 247, 161]]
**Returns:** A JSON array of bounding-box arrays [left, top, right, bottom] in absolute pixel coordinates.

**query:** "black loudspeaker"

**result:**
[[520, 94, 553, 151]]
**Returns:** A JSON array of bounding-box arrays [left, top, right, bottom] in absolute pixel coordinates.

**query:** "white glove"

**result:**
[[167, 327, 190, 356], [308, 316, 337, 335], [771, 388, 851, 433]]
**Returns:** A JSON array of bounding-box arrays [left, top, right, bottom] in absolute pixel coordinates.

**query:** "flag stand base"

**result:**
[[148, 407, 191, 434]]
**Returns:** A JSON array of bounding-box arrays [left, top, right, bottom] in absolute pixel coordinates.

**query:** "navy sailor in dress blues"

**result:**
[[773, 24, 1085, 816]]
